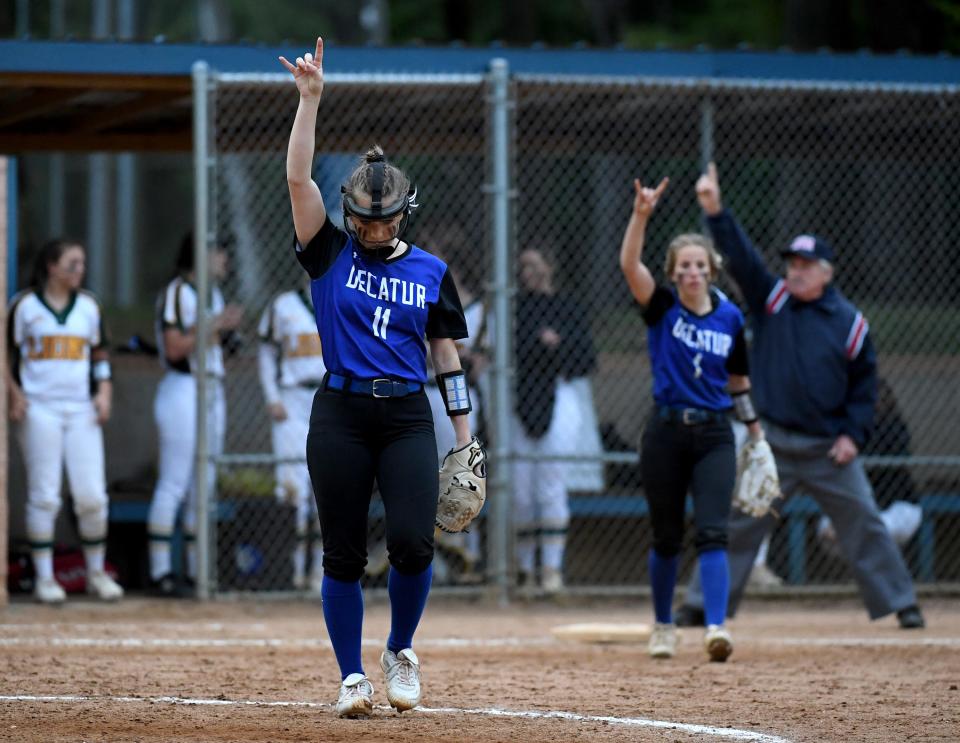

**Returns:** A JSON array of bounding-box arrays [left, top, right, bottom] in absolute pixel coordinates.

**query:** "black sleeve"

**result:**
[[294, 216, 349, 280], [724, 327, 750, 376], [639, 286, 676, 327], [6, 295, 21, 383], [426, 268, 468, 340]]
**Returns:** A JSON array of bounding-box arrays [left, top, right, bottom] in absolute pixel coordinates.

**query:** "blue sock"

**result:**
[[648, 549, 679, 624], [387, 563, 433, 654], [698, 549, 730, 626], [320, 576, 364, 680]]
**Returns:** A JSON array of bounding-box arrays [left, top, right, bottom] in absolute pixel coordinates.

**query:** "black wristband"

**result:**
[[732, 390, 758, 424], [436, 369, 472, 416]]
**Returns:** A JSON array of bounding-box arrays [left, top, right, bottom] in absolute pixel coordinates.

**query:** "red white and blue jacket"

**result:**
[[705, 210, 877, 448]]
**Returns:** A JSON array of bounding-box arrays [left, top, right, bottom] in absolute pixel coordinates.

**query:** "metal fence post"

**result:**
[[192, 60, 211, 601], [487, 57, 513, 604], [699, 96, 714, 170]]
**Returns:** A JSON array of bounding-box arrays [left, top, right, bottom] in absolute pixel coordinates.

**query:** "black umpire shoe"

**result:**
[[149, 573, 181, 598], [897, 605, 926, 629], [674, 605, 706, 627]]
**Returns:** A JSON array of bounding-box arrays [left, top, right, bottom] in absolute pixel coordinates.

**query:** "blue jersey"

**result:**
[[641, 286, 748, 411], [294, 218, 467, 382]]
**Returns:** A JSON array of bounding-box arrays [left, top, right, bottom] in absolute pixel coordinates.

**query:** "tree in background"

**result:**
[[1, 0, 957, 55]]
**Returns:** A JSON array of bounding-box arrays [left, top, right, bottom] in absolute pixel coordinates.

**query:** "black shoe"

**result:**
[[897, 605, 925, 629], [149, 573, 181, 598], [674, 605, 706, 627]]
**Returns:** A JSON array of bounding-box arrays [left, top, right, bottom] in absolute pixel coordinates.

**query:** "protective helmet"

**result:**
[[341, 154, 418, 256]]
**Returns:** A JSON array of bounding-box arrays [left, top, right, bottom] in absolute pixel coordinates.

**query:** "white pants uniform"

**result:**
[[17, 398, 110, 581], [512, 378, 573, 576], [147, 372, 225, 580], [272, 385, 323, 586], [554, 377, 604, 492]]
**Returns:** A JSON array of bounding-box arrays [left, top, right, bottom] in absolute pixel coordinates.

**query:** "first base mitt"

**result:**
[[436, 437, 487, 533], [732, 438, 781, 518]]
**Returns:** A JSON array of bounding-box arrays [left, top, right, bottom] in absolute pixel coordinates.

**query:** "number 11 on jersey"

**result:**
[[372, 306, 391, 340]]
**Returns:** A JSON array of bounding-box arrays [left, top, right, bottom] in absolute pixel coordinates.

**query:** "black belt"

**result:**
[[296, 379, 324, 390], [324, 372, 423, 399], [656, 406, 728, 426]]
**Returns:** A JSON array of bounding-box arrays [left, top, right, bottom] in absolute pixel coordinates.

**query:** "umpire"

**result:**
[[677, 164, 924, 630]]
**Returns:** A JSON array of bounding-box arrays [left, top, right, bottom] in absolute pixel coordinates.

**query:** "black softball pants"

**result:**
[[306, 387, 438, 582], [640, 414, 736, 556]]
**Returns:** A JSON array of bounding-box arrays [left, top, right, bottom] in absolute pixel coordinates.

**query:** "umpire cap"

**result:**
[[781, 234, 834, 263]]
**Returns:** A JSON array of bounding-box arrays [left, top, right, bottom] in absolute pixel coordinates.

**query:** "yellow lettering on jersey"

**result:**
[[285, 333, 322, 358], [27, 335, 88, 361]]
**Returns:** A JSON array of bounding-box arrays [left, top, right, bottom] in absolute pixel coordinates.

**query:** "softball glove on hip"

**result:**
[[732, 438, 781, 518], [436, 436, 487, 533]]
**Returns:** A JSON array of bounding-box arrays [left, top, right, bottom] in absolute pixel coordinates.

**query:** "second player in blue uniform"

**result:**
[[619, 176, 767, 662]]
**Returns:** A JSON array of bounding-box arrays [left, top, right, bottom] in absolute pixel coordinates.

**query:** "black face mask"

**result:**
[[341, 159, 418, 257]]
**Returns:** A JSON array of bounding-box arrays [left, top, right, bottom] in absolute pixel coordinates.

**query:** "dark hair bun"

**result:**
[[364, 144, 386, 163]]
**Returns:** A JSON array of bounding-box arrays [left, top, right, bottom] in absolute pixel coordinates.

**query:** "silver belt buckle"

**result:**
[[371, 378, 392, 398], [682, 408, 698, 425]]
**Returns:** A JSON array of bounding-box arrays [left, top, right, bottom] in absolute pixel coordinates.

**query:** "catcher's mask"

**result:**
[[342, 157, 418, 258]]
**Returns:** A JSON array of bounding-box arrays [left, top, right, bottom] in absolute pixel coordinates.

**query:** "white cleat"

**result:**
[[34, 577, 67, 605], [86, 571, 124, 601], [335, 673, 374, 718], [380, 648, 421, 712], [648, 622, 677, 659], [746, 563, 783, 591], [705, 624, 733, 662], [541, 567, 565, 595]]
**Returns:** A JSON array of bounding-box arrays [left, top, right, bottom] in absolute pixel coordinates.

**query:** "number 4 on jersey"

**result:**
[[372, 306, 391, 340]]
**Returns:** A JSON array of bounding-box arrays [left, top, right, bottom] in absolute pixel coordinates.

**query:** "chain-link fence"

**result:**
[[196, 63, 960, 598]]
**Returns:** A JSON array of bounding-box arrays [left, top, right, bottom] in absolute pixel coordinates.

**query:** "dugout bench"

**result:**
[[567, 492, 959, 584]]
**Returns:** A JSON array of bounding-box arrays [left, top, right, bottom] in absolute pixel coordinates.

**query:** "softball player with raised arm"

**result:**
[[280, 37, 475, 718], [146, 235, 243, 596], [6, 239, 124, 604], [619, 177, 767, 662], [257, 278, 326, 593]]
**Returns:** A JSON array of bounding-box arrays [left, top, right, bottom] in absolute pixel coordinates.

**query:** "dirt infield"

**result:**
[[0, 595, 957, 742]]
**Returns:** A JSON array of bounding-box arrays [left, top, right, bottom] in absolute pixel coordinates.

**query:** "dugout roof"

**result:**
[[0, 38, 957, 153]]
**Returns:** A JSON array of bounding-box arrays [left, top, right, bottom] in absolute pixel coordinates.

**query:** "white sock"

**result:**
[[149, 540, 172, 581], [541, 538, 565, 572], [84, 544, 106, 574], [32, 548, 55, 582]]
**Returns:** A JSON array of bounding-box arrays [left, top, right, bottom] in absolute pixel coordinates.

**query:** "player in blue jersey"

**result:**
[[280, 38, 475, 717], [619, 176, 767, 662]]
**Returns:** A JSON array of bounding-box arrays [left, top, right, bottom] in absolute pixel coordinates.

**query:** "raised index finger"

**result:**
[[314, 36, 324, 67], [708, 161, 718, 184]]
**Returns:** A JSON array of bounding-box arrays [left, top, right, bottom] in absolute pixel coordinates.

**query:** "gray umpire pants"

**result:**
[[682, 421, 917, 620]]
